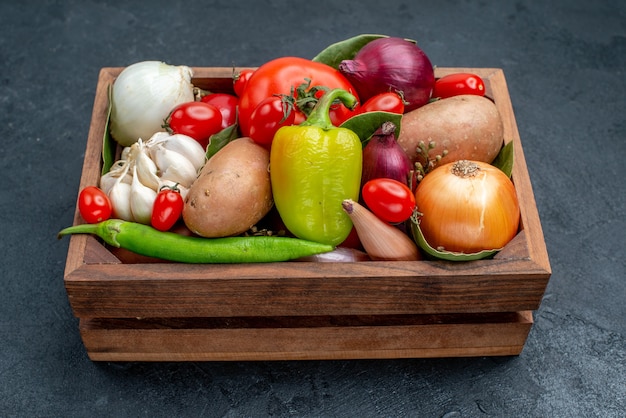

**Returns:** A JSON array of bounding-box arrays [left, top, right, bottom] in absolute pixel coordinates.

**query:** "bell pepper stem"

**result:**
[[300, 88, 357, 130]]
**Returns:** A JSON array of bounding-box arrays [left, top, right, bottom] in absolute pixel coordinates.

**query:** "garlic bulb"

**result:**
[[99, 132, 206, 223], [110, 61, 195, 147]]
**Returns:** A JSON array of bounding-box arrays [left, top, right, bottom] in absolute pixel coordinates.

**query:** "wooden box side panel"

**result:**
[[79, 311, 533, 362]]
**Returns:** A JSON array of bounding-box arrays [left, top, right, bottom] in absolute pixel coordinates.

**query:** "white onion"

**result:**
[[110, 61, 195, 147]]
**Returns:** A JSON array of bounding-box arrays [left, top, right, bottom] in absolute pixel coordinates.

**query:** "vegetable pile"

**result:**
[[58, 34, 519, 264]]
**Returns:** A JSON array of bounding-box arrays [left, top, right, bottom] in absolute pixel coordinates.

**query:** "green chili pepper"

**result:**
[[270, 88, 362, 246], [57, 219, 334, 263]]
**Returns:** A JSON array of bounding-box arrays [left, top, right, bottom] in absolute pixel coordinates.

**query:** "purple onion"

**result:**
[[361, 121, 412, 188], [339, 37, 435, 112]]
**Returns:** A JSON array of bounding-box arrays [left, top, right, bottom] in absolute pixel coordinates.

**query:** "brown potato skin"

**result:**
[[182, 137, 273, 238], [397, 95, 504, 168]]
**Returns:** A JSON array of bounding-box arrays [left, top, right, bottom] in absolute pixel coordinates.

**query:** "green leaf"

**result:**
[[312, 34, 389, 68], [491, 140, 514, 178], [101, 84, 116, 175], [206, 123, 240, 159], [340, 111, 402, 146], [409, 214, 499, 261]]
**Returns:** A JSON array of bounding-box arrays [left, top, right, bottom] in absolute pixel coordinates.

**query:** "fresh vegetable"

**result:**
[[238, 57, 358, 137], [362, 178, 415, 224], [357, 92, 405, 115], [129, 164, 157, 224], [201, 93, 238, 129], [57, 220, 334, 263], [338, 37, 434, 112], [432, 73, 485, 99], [110, 61, 195, 147], [342, 199, 420, 261], [78, 186, 112, 224], [414, 160, 520, 254], [248, 95, 296, 147], [165, 101, 223, 148], [360, 121, 412, 187], [183, 137, 273, 238], [151, 184, 184, 231], [233, 69, 255, 97], [397, 94, 504, 172], [100, 132, 206, 223], [270, 88, 361, 246]]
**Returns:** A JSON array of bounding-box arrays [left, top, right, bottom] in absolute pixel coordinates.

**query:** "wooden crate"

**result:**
[[62, 67, 551, 361]]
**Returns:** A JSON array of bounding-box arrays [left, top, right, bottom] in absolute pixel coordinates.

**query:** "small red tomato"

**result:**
[[78, 186, 112, 224], [358, 92, 405, 114], [432, 73, 485, 99], [248, 96, 296, 147], [233, 69, 255, 97], [166, 101, 223, 148], [362, 178, 416, 224], [201, 93, 238, 129], [151, 185, 184, 231]]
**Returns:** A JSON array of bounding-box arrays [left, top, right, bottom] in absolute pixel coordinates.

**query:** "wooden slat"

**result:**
[[79, 312, 533, 362]]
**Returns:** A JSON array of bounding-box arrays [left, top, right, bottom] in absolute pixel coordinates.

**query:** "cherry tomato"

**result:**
[[166, 101, 223, 148], [248, 96, 296, 147], [358, 92, 405, 114], [238, 57, 358, 137], [201, 93, 238, 129], [151, 185, 184, 231], [432, 73, 485, 99], [362, 178, 416, 224], [78, 186, 112, 224], [233, 69, 255, 97]]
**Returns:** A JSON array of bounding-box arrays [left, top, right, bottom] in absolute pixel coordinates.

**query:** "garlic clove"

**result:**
[[129, 165, 157, 224], [158, 134, 207, 172], [150, 145, 198, 188], [135, 147, 160, 191], [108, 180, 134, 221]]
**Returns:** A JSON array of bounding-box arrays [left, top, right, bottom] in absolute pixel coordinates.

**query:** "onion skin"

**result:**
[[415, 160, 520, 253], [342, 199, 421, 261], [361, 121, 412, 187], [110, 61, 195, 147], [338, 37, 435, 112]]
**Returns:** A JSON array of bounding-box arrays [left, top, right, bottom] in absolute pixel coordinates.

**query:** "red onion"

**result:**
[[339, 37, 435, 112], [361, 121, 412, 188]]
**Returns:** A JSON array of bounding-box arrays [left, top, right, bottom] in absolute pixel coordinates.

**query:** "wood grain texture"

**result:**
[[61, 67, 551, 360], [79, 312, 533, 361]]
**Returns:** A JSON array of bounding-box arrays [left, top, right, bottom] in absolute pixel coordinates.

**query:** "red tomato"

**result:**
[[238, 57, 358, 137], [201, 93, 238, 129], [151, 185, 184, 231], [233, 69, 255, 97], [248, 96, 296, 147], [358, 92, 405, 114], [78, 186, 112, 224], [166, 102, 223, 148], [432, 73, 485, 99], [362, 178, 416, 224]]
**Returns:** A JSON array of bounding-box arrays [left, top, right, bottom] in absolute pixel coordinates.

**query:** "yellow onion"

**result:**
[[414, 160, 520, 254]]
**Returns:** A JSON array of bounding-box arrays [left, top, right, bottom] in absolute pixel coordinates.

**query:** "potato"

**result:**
[[182, 137, 273, 238], [397, 94, 504, 168]]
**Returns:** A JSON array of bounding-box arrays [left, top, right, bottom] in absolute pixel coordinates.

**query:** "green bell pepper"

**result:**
[[270, 88, 362, 246]]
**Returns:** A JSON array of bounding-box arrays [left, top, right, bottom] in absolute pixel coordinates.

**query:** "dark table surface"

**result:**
[[2, 1, 624, 417]]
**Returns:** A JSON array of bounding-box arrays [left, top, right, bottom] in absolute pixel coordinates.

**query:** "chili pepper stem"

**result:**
[[57, 219, 126, 247]]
